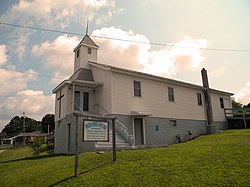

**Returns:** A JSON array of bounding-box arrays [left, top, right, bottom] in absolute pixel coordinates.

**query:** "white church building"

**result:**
[[53, 34, 233, 154]]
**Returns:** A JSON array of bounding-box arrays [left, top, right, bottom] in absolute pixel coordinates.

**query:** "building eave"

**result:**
[[89, 62, 234, 96], [69, 79, 103, 89], [210, 88, 234, 96], [52, 80, 70, 93]]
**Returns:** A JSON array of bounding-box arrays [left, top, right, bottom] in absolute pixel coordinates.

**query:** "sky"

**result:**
[[0, 0, 250, 131]]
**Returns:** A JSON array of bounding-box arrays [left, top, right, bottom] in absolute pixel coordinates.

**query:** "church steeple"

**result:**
[[73, 21, 99, 72]]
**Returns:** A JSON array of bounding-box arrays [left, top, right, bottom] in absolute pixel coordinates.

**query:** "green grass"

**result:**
[[0, 144, 12, 150], [0, 129, 249, 186]]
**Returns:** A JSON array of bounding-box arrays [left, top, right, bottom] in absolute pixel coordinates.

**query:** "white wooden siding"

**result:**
[[211, 93, 231, 122], [92, 66, 112, 114], [55, 86, 68, 121], [111, 72, 206, 120]]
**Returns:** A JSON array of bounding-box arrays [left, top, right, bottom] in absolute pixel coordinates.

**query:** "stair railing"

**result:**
[[115, 120, 133, 145], [93, 104, 133, 145]]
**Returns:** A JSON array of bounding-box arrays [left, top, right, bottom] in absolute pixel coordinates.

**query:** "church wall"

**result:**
[[92, 66, 112, 114], [55, 85, 68, 122], [112, 114, 227, 146], [54, 113, 97, 154], [144, 117, 207, 145], [54, 120, 67, 154], [210, 92, 231, 122], [66, 85, 73, 114], [111, 72, 206, 120]]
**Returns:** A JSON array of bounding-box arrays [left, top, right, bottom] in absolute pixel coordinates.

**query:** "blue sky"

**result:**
[[0, 0, 250, 131]]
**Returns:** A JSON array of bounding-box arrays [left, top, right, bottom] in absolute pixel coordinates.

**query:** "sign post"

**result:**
[[73, 112, 116, 178], [74, 115, 79, 178], [112, 118, 116, 162]]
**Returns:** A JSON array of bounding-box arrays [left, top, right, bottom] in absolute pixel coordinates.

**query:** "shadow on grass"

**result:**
[[48, 161, 113, 187], [0, 153, 72, 164]]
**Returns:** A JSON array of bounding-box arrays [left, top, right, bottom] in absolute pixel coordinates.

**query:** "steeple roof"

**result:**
[[73, 34, 99, 52], [80, 35, 98, 47]]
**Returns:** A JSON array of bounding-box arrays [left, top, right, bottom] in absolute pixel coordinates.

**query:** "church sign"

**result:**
[[83, 120, 109, 142]]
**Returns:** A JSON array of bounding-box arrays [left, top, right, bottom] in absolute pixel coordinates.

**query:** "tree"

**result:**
[[243, 103, 250, 108], [1, 116, 41, 136], [0, 132, 7, 142], [41, 114, 55, 133], [232, 100, 243, 108]]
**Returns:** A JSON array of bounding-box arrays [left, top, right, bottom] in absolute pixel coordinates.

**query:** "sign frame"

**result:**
[[82, 119, 109, 142]]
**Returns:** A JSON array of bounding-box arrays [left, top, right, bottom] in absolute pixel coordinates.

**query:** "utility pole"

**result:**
[[23, 112, 25, 146], [48, 124, 50, 134]]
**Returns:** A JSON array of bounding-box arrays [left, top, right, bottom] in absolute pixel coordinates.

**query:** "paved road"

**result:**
[[0, 150, 5, 154]]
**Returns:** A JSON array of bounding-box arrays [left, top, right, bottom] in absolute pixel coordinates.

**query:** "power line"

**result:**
[[0, 66, 67, 79], [0, 21, 81, 36], [0, 93, 53, 98], [1, 21, 250, 52], [0, 66, 59, 98]]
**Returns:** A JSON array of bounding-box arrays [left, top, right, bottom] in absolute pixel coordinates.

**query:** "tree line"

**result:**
[[0, 114, 55, 139], [232, 100, 250, 109]]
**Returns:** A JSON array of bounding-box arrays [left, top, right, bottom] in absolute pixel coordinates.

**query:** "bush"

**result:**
[[28, 139, 47, 157]]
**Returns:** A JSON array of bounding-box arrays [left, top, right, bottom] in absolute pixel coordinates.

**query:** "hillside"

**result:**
[[0, 129, 249, 186]]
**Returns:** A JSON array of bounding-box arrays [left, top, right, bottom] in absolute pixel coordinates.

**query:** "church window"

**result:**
[[168, 87, 175, 102], [220, 97, 224, 108], [76, 49, 80, 58], [83, 92, 89, 111], [88, 47, 92, 54], [133, 80, 141, 97], [197, 93, 202, 105], [74, 91, 80, 111]]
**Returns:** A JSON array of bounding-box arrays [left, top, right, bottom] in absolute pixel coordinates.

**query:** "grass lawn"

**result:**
[[0, 129, 249, 186]]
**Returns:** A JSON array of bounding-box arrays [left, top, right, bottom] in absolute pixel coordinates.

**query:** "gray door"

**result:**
[[134, 118, 144, 145]]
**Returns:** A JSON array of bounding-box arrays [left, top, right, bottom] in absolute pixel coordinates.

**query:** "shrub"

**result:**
[[28, 139, 47, 157]]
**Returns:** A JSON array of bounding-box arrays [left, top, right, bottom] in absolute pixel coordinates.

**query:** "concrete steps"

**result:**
[[95, 131, 131, 151]]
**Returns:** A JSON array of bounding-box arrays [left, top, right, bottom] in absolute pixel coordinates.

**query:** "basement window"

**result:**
[[170, 120, 177, 127]]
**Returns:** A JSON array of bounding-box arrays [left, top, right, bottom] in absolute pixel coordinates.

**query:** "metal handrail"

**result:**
[[93, 104, 132, 144]]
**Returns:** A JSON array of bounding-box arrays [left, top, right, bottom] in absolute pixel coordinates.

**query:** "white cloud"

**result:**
[[0, 68, 38, 95], [210, 62, 229, 78], [1, 0, 118, 61], [210, 66, 225, 77], [0, 44, 8, 65], [1, 0, 116, 29], [234, 82, 250, 105], [0, 90, 54, 131], [92, 27, 150, 70], [92, 27, 208, 77], [32, 34, 79, 84], [10, 34, 29, 61]]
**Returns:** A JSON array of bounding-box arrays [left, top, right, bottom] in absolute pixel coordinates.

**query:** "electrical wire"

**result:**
[[0, 66, 67, 79], [1, 21, 250, 52], [0, 93, 53, 98]]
